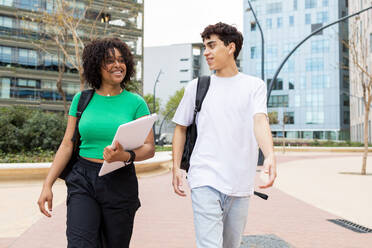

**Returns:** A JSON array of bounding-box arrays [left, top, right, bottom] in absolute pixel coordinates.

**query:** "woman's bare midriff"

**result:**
[[82, 157, 105, 163]]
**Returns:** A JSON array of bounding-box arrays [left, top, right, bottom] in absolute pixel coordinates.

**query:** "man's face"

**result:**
[[203, 34, 233, 71]]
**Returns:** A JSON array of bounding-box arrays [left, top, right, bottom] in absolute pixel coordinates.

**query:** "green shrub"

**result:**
[[0, 106, 67, 153]]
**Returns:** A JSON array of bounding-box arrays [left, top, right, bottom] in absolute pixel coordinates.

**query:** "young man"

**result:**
[[172, 22, 277, 248]]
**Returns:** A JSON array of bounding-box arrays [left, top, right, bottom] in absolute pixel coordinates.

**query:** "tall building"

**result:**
[[348, 0, 372, 143], [243, 0, 349, 140], [144, 43, 210, 109], [0, 0, 144, 111]]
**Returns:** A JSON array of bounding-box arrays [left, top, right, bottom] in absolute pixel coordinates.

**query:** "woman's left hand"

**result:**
[[103, 141, 128, 163]]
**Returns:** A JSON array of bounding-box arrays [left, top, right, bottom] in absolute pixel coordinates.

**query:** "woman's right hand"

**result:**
[[37, 186, 53, 217]]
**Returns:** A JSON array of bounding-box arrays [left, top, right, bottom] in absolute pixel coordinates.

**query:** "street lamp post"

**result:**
[[157, 106, 177, 146], [247, 0, 265, 81], [153, 69, 162, 141], [247, 0, 265, 165], [267, 6, 372, 100]]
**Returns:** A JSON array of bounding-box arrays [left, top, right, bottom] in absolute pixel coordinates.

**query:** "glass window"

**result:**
[[295, 95, 300, 106], [137, 12, 142, 29], [343, 111, 349, 125], [266, 2, 282, 14], [267, 78, 283, 91], [180, 58, 189, 61], [306, 92, 324, 107], [180, 69, 188, 72], [18, 48, 37, 66], [0, 0, 13, 6], [289, 79, 295, 90], [251, 22, 256, 31], [316, 11, 328, 23], [305, 14, 311, 24], [0, 46, 11, 63], [136, 37, 142, 55], [277, 17, 283, 28], [289, 16, 294, 27], [266, 18, 272, 29], [306, 111, 324, 124], [136, 61, 141, 80], [266, 45, 278, 57], [284, 112, 295, 124], [283, 58, 295, 73], [293, 0, 297, 10], [250, 46, 257, 59], [268, 95, 288, 107], [311, 39, 329, 53], [305, 0, 317, 9], [311, 75, 330, 88], [0, 16, 13, 28], [306, 58, 324, 71], [17, 0, 41, 11], [322, 0, 328, 7], [264, 61, 277, 75], [0, 77, 11, 99], [300, 76, 306, 89]]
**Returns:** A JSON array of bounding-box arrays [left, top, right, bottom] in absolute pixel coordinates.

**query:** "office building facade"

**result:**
[[348, 0, 372, 143], [0, 0, 144, 111], [243, 0, 349, 140]]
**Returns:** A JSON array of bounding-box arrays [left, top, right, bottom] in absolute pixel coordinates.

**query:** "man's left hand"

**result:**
[[259, 154, 277, 189]]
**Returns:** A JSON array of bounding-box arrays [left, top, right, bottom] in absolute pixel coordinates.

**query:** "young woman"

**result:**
[[37, 38, 155, 248]]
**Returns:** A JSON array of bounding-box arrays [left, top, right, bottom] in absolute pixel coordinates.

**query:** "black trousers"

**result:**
[[65, 157, 140, 248]]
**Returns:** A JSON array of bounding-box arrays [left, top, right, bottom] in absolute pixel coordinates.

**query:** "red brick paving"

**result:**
[[7, 154, 372, 248]]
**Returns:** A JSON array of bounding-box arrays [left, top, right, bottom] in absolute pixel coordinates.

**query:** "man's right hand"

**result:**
[[172, 168, 186, 197], [37, 186, 53, 217]]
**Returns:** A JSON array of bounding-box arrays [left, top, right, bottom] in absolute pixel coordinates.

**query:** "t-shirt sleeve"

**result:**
[[252, 79, 268, 116], [172, 79, 197, 127], [68, 92, 82, 117], [135, 96, 150, 119]]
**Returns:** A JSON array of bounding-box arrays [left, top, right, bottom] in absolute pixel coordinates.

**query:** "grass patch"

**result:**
[[0, 150, 55, 163], [1, 146, 173, 163]]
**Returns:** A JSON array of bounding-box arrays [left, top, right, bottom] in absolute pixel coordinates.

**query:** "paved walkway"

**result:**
[[1, 152, 372, 247]]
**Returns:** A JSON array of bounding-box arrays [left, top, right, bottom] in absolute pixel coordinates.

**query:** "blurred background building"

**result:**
[[348, 0, 372, 143], [243, 0, 350, 140], [0, 0, 144, 111]]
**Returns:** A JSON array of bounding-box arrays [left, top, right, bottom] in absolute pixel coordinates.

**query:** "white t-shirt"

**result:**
[[172, 73, 267, 196]]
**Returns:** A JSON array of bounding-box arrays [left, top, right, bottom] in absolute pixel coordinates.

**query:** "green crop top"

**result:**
[[68, 90, 150, 159]]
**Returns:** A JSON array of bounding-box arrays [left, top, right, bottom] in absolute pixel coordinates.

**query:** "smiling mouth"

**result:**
[[111, 70, 123, 75]]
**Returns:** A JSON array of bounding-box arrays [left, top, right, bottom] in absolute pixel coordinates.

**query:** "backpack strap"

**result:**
[[71, 89, 94, 143], [76, 89, 95, 118], [194, 76, 210, 116]]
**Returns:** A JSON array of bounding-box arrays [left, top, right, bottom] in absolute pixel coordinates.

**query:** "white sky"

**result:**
[[144, 0, 244, 47]]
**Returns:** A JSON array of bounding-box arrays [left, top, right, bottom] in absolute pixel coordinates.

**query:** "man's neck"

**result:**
[[215, 63, 239, 78]]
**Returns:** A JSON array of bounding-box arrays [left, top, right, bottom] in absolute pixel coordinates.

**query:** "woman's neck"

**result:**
[[96, 84, 123, 96]]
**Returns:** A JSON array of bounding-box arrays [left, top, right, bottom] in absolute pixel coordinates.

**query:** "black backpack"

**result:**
[[59, 89, 94, 180], [180, 76, 210, 172]]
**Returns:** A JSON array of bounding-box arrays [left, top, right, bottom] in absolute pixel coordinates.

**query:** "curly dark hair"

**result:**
[[82, 38, 135, 89], [201, 22, 243, 60]]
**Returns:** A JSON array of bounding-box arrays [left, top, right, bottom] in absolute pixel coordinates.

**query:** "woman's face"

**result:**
[[100, 48, 127, 87]]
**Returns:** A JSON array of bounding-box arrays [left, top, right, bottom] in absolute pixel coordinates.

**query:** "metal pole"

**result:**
[[157, 106, 177, 146], [268, 6, 372, 100], [153, 70, 162, 142], [247, 0, 264, 81], [247, 0, 265, 165]]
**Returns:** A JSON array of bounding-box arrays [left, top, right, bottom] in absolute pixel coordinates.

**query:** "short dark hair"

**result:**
[[201, 22, 243, 59], [82, 37, 135, 89]]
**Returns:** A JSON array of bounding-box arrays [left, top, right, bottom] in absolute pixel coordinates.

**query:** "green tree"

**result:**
[[163, 88, 185, 121], [143, 94, 161, 114], [268, 111, 279, 125]]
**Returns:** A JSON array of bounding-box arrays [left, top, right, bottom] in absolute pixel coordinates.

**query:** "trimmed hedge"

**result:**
[[0, 106, 67, 153]]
